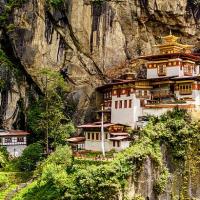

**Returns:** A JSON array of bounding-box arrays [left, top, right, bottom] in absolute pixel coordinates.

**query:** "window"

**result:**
[[124, 100, 127, 108], [119, 100, 122, 108], [115, 101, 118, 109], [113, 141, 116, 147], [5, 137, 12, 143], [0, 138, 2, 143], [184, 65, 192, 75], [96, 133, 99, 140], [144, 90, 148, 96], [127, 89, 130, 96], [129, 100, 132, 108], [92, 133, 95, 140], [179, 84, 192, 95], [158, 65, 166, 76], [105, 133, 108, 140], [117, 90, 121, 97], [139, 90, 142, 96], [117, 141, 120, 147], [87, 132, 90, 140], [17, 137, 24, 143]]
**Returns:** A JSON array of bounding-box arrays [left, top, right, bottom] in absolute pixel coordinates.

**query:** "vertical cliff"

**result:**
[[1, 0, 200, 124]]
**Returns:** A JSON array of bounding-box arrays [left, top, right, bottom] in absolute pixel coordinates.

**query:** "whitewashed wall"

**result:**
[[111, 94, 142, 128], [147, 66, 180, 79], [6, 145, 27, 157]]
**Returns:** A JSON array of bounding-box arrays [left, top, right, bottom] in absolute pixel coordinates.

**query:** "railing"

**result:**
[[146, 100, 187, 105], [179, 90, 192, 95], [152, 90, 173, 98]]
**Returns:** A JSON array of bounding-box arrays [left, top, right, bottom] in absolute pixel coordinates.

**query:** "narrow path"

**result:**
[[4, 180, 32, 200]]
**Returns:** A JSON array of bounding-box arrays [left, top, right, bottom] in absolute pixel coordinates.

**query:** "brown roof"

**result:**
[[67, 137, 85, 143], [110, 132, 129, 136], [0, 130, 30, 136], [139, 53, 200, 62], [109, 136, 129, 141], [77, 123, 114, 128], [77, 123, 130, 129]]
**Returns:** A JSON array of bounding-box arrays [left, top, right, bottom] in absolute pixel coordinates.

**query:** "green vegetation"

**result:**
[[0, 0, 28, 27], [17, 143, 44, 172], [27, 68, 75, 150], [46, 0, 65, 8], [0, 109, 199, 199], [13, 108, 199, 199]]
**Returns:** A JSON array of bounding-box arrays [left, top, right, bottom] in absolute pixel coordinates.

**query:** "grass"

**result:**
[[0, 184, 18, 200], [13, 181, 37, 200], [0, 172, 33, 200]]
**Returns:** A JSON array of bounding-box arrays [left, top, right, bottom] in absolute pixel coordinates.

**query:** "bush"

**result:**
[[0, 147, 9, 169], [44, 145, 72, 168], [0, 173, 9, 189], [18, 143, 43, 171]]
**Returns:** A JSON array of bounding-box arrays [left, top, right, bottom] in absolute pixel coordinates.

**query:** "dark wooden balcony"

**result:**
[[152, 90, 174, 98]]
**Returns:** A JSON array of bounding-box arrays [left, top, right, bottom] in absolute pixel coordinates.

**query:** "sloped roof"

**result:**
[[110, 132, 129, 136], [0, 130, 30, 136], [109, 136, 129, 141], [67, 137, 85, 143]]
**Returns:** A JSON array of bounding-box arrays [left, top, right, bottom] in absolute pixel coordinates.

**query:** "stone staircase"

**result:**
[[3, 180, 32, 200]]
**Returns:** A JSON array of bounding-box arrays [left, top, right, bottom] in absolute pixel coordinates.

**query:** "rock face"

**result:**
[[0, 1, 199, 119], [3, 0, 199, 125], [0, 0, 200, 199]]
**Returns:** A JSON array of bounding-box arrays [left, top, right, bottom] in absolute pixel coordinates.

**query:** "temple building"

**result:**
[[0, 130, 30, 157], [68, 34, 200, 152]]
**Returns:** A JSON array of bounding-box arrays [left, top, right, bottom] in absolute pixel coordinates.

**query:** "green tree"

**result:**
[[18, 143, 43, 171], [28, 68, 75, 153]]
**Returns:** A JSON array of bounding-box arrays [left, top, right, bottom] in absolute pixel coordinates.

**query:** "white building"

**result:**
[[0, 129, 30, 157], [68, 34, 200, 152], [68, 123, 131, 152]]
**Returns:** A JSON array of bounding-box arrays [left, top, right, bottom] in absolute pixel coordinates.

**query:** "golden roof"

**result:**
[[155, 34, 193, 54]]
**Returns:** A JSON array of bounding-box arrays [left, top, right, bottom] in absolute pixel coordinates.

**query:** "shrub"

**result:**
[[44, 145, 72, 168], [0, 173, 9, 189], [18, 143, 43, 171]]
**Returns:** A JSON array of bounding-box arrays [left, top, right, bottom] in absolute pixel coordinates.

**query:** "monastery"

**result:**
[[67, 34, 200, 152]]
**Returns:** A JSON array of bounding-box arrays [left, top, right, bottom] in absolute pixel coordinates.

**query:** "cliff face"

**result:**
[[0, 0, 200, 125]]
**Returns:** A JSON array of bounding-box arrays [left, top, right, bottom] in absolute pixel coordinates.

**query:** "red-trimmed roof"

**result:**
[[109, 136, 129, 141], [67, 137, 85, 143], [77, 123, 115, 128], [0, 130, 30, 136], [110, 132, 129, 136], [139, 53, 200, 62]]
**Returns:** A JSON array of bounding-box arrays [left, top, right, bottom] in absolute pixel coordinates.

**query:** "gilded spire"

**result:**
[[155, 34, 193, 54]]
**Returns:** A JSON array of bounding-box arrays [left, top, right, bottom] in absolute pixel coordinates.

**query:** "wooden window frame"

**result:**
[[183, 65, 192, 76], [96, 133, 100, 140], [92, 133, 95, 140], [17, 137, 24, 143], [119, 100, 122, 109], [87, 132, 90, 140], [124, 100, 127, 108], [117, 141, 120, 147], [115, 101, 118, 109], [4, 137, 12, 143], [179, 84, 192, 95], [157, 64, 166, 76], [129, 100, 132, 108]]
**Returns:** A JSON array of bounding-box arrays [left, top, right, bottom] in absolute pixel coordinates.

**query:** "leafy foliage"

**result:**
[[17, 143, 43, 171], [0, 0, 28, 27], [46, 0, 65, 8], [27, 68, 75, 148], [0, 147, 9, 169], [14, 109, 200, 199]]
